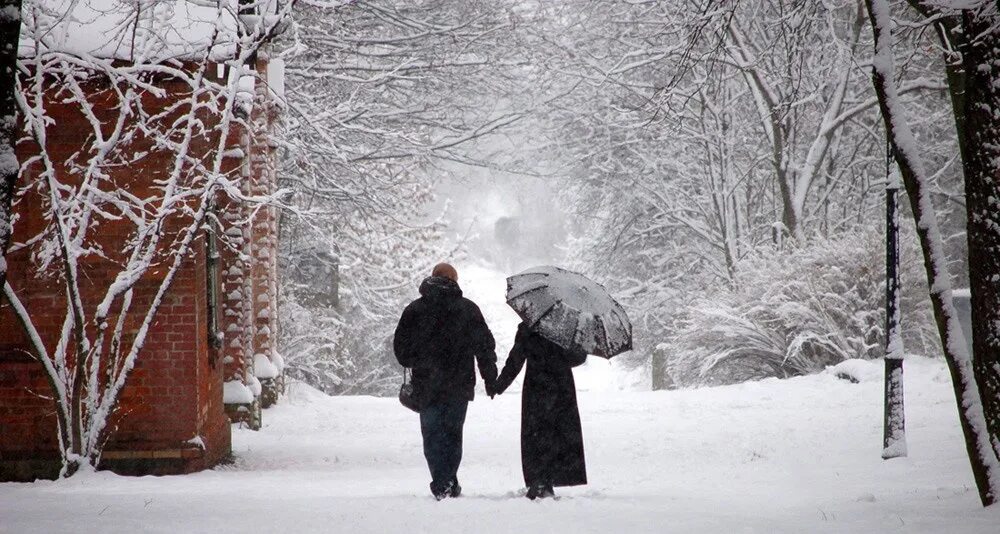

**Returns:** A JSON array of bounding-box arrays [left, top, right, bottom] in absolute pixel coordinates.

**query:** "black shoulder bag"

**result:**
[[398, 367, 421, 413]]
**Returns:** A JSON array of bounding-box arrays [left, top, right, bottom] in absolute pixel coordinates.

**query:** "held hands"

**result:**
[[485, 380, 498, 399]]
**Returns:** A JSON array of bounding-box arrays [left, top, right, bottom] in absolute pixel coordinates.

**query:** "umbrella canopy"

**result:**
[[505, 266, 632, 358]]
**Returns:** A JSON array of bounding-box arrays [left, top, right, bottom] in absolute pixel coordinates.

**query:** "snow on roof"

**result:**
[[17, 0, 267, 62]]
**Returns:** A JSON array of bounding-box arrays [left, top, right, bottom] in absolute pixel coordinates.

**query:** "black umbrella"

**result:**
[[505, 266, 632, 358]]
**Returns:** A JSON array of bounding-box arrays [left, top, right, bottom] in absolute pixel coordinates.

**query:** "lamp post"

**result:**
[[883, 168, 907, 459]]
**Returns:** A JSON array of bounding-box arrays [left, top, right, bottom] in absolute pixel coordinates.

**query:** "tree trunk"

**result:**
[[959, 9, 1000, 459], [865, 0, 1000, 507], [774, 132, 799, 241], [0, 1, 23, 291]]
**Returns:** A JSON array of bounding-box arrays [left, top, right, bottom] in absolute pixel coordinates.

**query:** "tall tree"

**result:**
[[903, 0, 1000, 503], [958, 10, 1000, 463], [0, 0, 22, 292]]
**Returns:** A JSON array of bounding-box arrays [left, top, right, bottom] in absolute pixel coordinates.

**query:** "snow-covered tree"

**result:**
[[279, 179, 453, 395], [5, 1, 291, 476], [526, 0, 958, 382], [899, 0, 1000, 483], [275, 0, 525, 394]]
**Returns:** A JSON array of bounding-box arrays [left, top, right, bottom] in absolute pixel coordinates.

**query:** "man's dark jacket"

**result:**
[[393, 276, 497, 406]]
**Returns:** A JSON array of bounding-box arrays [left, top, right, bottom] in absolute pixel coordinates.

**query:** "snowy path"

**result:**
[[3, 264, 999, 532], [2, 359, 999, 533]]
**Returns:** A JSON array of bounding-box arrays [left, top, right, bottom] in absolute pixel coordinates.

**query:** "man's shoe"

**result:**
[[448, 481, 462, 498]]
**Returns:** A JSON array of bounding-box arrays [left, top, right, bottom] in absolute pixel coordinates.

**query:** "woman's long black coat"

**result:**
[[495, 322, 588, 488]]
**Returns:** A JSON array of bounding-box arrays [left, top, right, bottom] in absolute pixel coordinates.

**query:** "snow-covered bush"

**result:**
[[280, 289, 403, 397], [278, 295, 349, 394], [667, 228, 936, 386]]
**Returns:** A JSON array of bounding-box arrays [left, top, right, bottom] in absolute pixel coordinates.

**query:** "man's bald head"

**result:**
[[432, 263, 458, 282]]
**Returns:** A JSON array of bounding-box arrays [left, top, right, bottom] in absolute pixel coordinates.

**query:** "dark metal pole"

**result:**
[[883, 170, 907, 459]]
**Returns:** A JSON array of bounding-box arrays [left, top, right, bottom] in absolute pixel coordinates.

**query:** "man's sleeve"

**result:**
[[469, 304, 498, 386], [393, 305, 419, 368]]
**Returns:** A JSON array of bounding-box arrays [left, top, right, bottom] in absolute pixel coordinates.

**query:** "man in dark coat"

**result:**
[[393, 262, 498, 500], [495, 322, 588, 499]]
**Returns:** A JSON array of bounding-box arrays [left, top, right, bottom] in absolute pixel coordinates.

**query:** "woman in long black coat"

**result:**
[[495, 321, 588, 499]]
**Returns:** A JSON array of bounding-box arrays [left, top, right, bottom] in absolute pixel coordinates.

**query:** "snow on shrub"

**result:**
[[667, 228, 936, 386], [826, 358, 883, 384], [248, 375, 263, 397], [223, 381, 255, 405], [254, 353, 280, 379], [271, 351, 285, 374]]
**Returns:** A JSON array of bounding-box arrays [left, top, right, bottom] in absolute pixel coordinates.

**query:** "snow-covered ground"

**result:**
[[3, 263, 999, 532], [2, 357, 998, 533]]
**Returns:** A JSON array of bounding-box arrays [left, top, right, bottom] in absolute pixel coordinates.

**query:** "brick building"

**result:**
[[0, 11, 285, 481]]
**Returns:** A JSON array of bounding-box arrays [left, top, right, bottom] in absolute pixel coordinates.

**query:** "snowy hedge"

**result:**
[[666, 228, 937, 386]]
